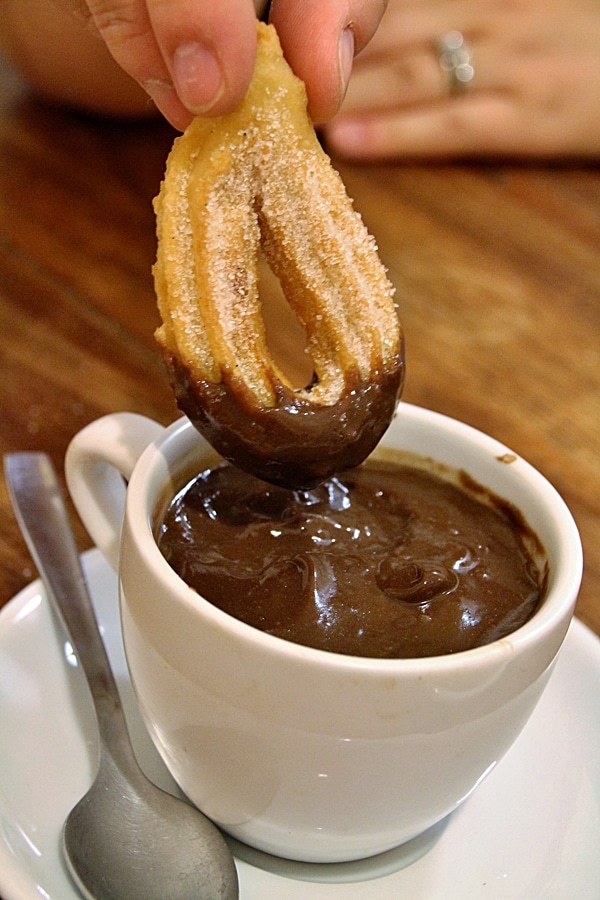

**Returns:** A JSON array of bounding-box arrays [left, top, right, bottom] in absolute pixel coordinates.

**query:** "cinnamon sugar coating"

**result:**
[[154, 23, 403, 487]]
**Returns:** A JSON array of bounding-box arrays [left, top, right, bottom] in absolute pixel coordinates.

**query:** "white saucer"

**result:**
[[1, 549, 599, 900]]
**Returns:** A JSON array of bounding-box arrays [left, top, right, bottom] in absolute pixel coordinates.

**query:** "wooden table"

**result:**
[[2, 58, 599, 641]]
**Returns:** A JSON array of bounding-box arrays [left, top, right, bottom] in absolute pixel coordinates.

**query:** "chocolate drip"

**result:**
[[165, 352, 405, 489]]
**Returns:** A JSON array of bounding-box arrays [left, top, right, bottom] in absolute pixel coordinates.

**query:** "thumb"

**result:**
[[270, 0, 388, 122]]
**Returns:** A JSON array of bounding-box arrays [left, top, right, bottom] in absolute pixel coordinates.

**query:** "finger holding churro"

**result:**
[[154, 23, 404, 488]]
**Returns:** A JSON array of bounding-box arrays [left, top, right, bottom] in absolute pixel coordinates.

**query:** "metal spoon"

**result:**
[[4, 452, 239, 900]]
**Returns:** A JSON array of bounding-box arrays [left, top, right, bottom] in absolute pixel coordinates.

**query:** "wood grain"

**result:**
[[1, 56, 599, 644]]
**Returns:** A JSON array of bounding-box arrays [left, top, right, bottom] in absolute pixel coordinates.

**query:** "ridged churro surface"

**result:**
[[154, 23, 404, 487]]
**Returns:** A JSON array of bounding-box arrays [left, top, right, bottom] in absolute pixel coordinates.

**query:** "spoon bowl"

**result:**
[[4, 452, 239, 900], [63, 745, 236, 900]]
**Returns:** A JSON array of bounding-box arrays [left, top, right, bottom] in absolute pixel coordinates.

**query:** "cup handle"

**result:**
[[65, 412, 165, 570]]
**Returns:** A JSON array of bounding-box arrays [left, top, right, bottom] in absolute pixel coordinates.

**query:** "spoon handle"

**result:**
[[4, 452, 133, 761]]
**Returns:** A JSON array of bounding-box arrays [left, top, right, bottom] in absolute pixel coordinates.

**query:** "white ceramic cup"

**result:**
[[65, 404, 582, 864]]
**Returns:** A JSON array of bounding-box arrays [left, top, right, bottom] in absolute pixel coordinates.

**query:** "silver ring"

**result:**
[[436, 31, 474, 93]]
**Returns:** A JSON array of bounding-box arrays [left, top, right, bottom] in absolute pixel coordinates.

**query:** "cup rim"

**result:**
[[126, 403, 582, 674]]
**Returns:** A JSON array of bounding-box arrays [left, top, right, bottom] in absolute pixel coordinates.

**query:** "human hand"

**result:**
[[323, 0, 600, 159], [51, 0, 388, 130]]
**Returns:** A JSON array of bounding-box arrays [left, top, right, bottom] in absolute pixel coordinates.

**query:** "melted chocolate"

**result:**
[[158, 458, 544, 659], [164, 352, 404, 489]]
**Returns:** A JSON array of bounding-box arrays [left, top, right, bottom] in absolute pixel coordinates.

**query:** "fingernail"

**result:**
[[173, 42, 224, 114], [338, 26, 355, 98]]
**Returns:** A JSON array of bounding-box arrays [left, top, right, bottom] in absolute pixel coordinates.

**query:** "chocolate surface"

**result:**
[[158, 457, 544, 658], [164, 352, 404, 489]]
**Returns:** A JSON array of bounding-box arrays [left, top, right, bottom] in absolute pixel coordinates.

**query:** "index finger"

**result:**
[[86, 0, 263, 128]]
